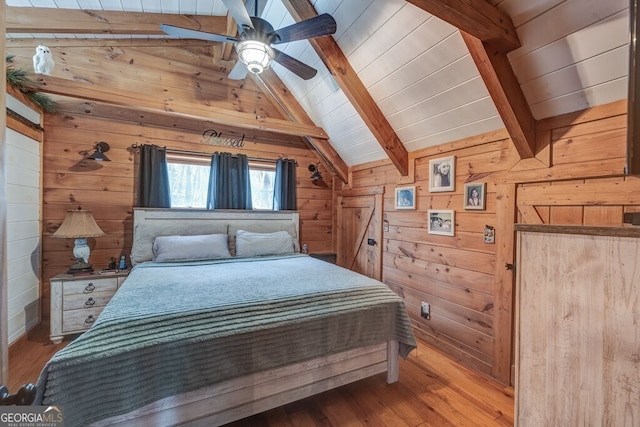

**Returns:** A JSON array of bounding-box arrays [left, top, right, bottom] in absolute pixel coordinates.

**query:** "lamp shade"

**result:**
[[52, 209, 105, 239]]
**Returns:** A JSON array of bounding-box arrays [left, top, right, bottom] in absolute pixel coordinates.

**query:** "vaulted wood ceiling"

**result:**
[[5, 0, 629, 183]]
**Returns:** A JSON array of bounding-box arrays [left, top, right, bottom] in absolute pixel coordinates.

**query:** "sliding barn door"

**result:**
[[515, 227, 640, 426], [336, 189, 383, 280]]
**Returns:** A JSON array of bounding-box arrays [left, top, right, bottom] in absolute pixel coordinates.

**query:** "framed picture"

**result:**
[[428, 210, 455, 236], [463, 182, 486, 210], [395, 185, 416, 209], [428, 156, 455, 192]]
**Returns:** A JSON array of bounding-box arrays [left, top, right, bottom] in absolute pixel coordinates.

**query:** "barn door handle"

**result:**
[[505, 263, 515, 270], [367, 238, 376, 246]]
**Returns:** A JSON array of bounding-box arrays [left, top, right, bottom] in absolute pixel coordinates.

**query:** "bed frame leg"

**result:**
[[386, 340, 399, 383]]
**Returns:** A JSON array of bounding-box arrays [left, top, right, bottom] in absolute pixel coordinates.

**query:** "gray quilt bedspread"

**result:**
[[35, 254, 416, 426]]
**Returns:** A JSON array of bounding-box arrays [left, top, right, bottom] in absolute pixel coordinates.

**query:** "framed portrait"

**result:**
[[428, 156, 455, 192], [428, 209, 455, 236], [395, 185, 416, 209], [463, 182, 486, 210]]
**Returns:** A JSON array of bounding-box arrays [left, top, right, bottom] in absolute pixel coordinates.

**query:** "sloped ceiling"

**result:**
[[5, 0, 630, 175]]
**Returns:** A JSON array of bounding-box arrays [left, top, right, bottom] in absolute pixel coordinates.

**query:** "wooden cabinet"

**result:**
[[49, 271, 128, 344], [515, 226, 640, 426]]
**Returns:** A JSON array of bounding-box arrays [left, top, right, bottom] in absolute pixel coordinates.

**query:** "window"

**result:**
[[167, 154, 276, 209], [167, 154, 210, 208], [249, 162, 275, 210]]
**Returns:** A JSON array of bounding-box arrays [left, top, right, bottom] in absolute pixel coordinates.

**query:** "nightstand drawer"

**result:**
[[50, 270, 129, 344], [63, 291, 115, 310], [62, 307, 104, 332], [62, 277, 119, 295]]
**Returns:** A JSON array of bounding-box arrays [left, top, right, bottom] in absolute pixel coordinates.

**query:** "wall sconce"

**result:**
[[308, 163, 322, 181], [87, 141, 111, 161]]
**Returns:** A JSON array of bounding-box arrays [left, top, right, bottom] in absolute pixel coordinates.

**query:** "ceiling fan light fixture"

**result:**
[[237, 40, 274, 74]]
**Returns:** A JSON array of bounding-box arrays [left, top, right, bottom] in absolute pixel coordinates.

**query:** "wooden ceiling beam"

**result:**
[[6, 7, 226, 35], [6, 38, 215, 49], [253, 70, 350, 183], [280, 0, 409, 177], [35, 76, 329, 140], [461, 32, 536, 159], [221, 11, 239, 61], [405, 0, 520, 53], [54, 100, 308, 148], [407, 0, 536, 158]]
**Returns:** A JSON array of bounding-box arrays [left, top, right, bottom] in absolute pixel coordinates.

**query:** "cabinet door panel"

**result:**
[[516, 231, 640, 426]]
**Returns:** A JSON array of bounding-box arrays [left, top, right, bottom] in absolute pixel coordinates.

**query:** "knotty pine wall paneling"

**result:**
[[7, 43, 282, 120], [346, 99, 637, 384], [14, 40, 335, 322], [41, 112, 334, 321]]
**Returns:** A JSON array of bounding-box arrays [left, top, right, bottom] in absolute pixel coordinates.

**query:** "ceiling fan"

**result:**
[[160, 0, 337, 80]]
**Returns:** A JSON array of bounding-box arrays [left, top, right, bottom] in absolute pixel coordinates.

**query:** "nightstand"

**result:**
[[49, 270, 129, 344]]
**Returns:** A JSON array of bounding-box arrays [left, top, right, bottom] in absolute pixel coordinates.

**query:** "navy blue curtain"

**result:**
[[273, 158, 297, 210], [137, 144, 171, 208], [207, 152, 253, 209]]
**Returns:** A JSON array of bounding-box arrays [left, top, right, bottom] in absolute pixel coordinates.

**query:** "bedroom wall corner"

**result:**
[[347, 99, 632, 383]]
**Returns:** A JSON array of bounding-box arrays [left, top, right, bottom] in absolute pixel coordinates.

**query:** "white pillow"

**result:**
[[152, 234, 230, 262], [235, 230, 294, 257]]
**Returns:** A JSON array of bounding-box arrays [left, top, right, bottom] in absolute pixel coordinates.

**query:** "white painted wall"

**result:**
[[6, 125, 41, 344]]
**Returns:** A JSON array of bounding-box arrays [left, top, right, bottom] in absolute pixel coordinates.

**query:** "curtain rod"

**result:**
[[130, 143, 296, 165]]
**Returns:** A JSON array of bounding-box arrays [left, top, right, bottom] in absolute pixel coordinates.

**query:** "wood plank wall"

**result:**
[[2, 43, 334, 322], [6, 125, 41, 344], [39, 114, 333, 321], [515, 101, 639, 224], [345, 99, 638, 384]]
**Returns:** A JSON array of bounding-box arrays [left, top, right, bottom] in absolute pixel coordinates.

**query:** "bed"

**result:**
[[35, 208, 417, 427]]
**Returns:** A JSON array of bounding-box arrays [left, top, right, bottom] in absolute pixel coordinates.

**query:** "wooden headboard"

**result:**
[[131, 208, 300, 265]]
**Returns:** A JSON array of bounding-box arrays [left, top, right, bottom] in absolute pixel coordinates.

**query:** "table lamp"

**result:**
[[51, 207, 105, 274]]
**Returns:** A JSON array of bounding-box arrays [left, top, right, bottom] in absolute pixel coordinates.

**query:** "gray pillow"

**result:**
[[235, 230, 294, 257], [152, 234, 231, 262]]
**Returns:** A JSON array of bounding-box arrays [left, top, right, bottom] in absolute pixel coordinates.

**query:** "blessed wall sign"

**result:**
[[201, 129, 245, 148]]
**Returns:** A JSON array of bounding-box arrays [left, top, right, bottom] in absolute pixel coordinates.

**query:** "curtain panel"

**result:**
[[273, 158, 297, 210], [137, 144, 171, 208], [207, 152, 253, 209]]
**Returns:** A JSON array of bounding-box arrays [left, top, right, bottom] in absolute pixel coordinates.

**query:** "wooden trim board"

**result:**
[[93, 341, 398, 426]]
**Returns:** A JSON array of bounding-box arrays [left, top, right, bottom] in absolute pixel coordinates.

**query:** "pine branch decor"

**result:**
[[6, 54, 56, 112]]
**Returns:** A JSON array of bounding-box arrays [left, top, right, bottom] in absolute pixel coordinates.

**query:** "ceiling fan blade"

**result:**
[[273, 49, 317, 80], [160, 24, 237, 43], [227, 60, 249, 80], [269, 14, 337, 45], [223, 0, 255, 32]]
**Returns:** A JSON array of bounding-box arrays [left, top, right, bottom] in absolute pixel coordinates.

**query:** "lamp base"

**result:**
[[66, 259, 94, 275]]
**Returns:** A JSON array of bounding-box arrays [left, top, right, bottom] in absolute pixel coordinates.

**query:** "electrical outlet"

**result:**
[[420, 302, 430, 320]]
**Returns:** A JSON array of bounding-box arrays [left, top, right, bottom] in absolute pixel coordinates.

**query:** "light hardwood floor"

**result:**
[[9, 324, 514, 426]]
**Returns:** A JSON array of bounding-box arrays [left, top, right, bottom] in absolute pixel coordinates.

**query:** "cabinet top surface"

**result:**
[[51, 270, 130, 281]]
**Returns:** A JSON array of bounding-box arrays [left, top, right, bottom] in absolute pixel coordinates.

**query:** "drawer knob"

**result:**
[[84, 297, 95, 307], [84, 283, 95, 293], [84, 315, 95, 325]]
